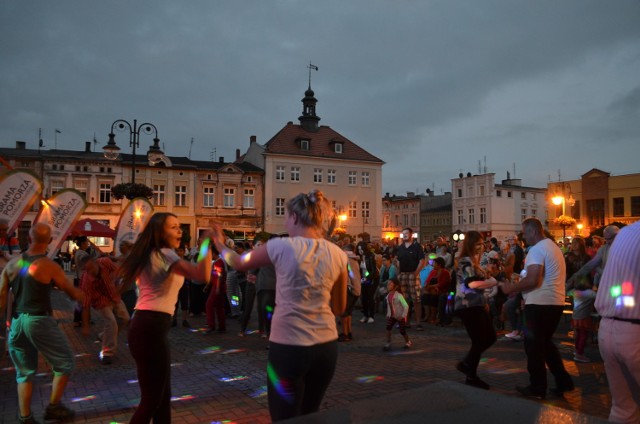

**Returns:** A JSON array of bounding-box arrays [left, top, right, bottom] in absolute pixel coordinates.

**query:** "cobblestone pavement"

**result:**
[[1, 290, 611, 423]]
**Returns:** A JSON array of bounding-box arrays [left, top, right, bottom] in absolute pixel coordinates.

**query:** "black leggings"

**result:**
[[267, 340, 338, 422], [128, 310, 173, 423], [458, 306, 497, 377]]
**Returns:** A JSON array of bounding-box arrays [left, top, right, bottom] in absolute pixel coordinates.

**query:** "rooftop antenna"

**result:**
[[38, 128, 44, 149], [478, 160, 482, 174], [558, 169, 561, 181], [54, 128, 61, 149], [513, 163, 516, 178], [210, 148, 216, 162], [92, 133, 99, 151], [188, 137, 194, 159], [483, 156, 487, 173], [307, 62, 318, 88]]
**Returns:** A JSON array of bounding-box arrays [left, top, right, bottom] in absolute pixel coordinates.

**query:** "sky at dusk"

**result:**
[[1, 0, 639, 196]]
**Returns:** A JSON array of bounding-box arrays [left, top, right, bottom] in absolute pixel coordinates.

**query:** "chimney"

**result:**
[[16, 141, 26, 149], [250, 135, 256, 144], [219, 156, 224, 163], [85, 141, 92, 152], [236, 149, 240, 161]]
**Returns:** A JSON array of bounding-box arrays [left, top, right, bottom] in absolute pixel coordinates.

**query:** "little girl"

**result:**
[[571, 276, 596, 363], [384, 277, 412, 351]]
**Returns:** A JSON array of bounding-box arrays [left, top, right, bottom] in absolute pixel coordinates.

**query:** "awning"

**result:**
[[72, 218, 116, 238]]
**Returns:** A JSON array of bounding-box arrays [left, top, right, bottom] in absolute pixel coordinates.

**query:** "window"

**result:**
[[522, 208, 528, 222], [531, 193, 537, 200], [245, 176, 253, 183], [275, 198, 285, 216], [50, 179, 64, 196], [326, 169, 336, 184], [290, 167, 300, 182], [532, 209, 537, 217], [496, 190, 502, 197], [75, 179, 88, 199], [613, 197, 624, 217], [276, 166, 285, 181], [203, 186, 215, 208], [313, 168, 323, 183], [348, 171, 357, 186], [243, 188, 254, 208], [361, 201, 370, 218], [467, 186, 474, 197], [153, 185, 165, 206], [586, 199, 605, 227], [99, 182, 112, 204], [572, 201, 581, 220], [507, 191, 512, 198], [361, 171, 370, 186], [521, 192, 526, 199], [223, 188, 235, 207], [479, 186, 485, 196], [411, 213, 417, 226], [394, 215, 399, 226], [457, 210, 464, 225], [403, 214, 409, 226], [468, 208, 475, 224], [631, 196, 640, 216], [334, 143, 343, 154], [300, 139, 310, 151], [457, 188, 462, 198], [480, 207, 486, 224], [175, 185, 186, 207], [349, 201, 357, 218]]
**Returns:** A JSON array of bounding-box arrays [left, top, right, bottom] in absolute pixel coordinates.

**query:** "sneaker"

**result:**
[[182, 320, 191, 328], [504, 331, 519, 338], [338, 333, 349, 342], [360, 316, 367, 323], [404, 340, 413, 349], [383, 343, 391, 351], [367, 317, 375, 324], [44, 402, 75, 421], [573, 354, 591, 363], [516, 385, 545, 400], [465, 376, 490, 390], [18, 414, 40, 424]]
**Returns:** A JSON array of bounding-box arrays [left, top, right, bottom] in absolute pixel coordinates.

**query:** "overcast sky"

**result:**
[[2, 1, 639, 196]]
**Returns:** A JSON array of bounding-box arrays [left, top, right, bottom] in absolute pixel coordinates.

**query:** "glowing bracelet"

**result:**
[[197, 239, 211, 262]]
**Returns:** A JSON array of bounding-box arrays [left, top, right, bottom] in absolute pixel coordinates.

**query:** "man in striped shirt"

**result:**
[[595, 221, 640, 424], [80, 256, 130, 364]]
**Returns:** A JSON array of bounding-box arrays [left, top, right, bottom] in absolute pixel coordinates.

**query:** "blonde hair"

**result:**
[[286, 190, 336, 237]]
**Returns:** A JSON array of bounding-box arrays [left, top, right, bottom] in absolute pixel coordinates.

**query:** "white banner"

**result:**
[[113, 197, 154, 256], [0, 169, 43, 234], [34, 189, 87, 258]]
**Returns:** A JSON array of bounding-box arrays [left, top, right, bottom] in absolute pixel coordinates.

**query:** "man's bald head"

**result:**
[[30, 223, 52, 244]]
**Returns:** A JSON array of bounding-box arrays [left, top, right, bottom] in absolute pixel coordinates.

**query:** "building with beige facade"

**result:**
[[239, 85, 384, 238], [0, 140, 264, 250]]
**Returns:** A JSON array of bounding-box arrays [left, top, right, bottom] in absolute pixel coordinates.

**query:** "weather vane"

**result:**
[[307, 62, 318, 88]]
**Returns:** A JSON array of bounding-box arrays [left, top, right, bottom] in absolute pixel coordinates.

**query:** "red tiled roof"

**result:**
[[263, 122, 384, 163]]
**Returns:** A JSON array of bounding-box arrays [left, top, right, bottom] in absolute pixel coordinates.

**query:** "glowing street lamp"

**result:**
[[339, 214, 347, 228]]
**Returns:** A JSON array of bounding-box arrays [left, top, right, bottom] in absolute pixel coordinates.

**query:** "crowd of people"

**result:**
[[0, 198, 639, 423]]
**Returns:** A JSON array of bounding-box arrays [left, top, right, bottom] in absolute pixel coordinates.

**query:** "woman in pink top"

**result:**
[[212, 190, 348, 422], [119, 213, 212, 423]]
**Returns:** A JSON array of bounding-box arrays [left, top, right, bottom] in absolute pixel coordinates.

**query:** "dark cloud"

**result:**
[[1, 0, 640, 194]]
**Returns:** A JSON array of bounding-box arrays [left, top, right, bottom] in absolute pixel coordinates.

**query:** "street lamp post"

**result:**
[[551, 182, 576, 242], [103, 119, 163, 184]]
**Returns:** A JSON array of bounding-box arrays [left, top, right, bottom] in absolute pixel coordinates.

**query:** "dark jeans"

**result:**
[[458, 306, 497, 377], [128, 310, 173, 424], [267, 340, 338, 422], [523, 304, 573, 393], [360, 283, 377, 319], [257, 289, 276, 335], [239, 283, 256, 332], [189, 282, 206, 315], [437, 293, 452, 324]]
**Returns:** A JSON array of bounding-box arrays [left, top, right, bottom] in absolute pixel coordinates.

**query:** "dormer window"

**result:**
[[334, 143, 343, 154], [300, 139, 310, 151]]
